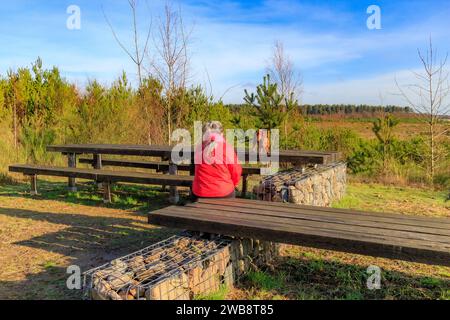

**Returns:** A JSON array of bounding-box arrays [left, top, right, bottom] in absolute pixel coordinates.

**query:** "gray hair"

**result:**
[[202, 121, 223, 135], [202, 121, 223, 158]]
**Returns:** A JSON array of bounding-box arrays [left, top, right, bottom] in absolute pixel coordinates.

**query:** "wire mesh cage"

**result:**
[[83, 233, 236, 300]]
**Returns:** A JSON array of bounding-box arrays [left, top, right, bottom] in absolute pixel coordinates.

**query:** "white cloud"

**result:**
[[184, 2, 450, 104]]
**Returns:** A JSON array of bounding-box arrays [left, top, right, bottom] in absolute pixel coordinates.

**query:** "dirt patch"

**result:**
[[0, 194, 175, 299]]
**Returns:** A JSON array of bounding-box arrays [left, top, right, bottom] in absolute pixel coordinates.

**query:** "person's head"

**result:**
[[202, 121, 223, 140]]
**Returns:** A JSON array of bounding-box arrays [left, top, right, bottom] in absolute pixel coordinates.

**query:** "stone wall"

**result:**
[[85, 234, 279, 300], [141, 237, 279, 300], [254, 162, 347, 207]]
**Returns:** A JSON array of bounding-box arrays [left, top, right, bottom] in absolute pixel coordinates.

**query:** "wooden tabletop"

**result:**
[[148, 198, 450, 266], [47, 144, 340, 164]]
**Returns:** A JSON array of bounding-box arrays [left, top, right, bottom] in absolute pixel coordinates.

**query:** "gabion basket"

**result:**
[[83, 233, 234, 300]]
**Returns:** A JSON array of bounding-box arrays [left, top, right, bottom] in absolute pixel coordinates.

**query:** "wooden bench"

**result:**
[[9, 164, 193, 203], [78, 157, 262, 195], [148, 198, 450, 266]]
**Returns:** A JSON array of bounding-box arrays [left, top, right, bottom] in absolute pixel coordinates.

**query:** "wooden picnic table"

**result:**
[[47, 144, 339, 163], [149, 198, 450, 266], [47, 144, 187, 202], [46, 144, 340, 202]]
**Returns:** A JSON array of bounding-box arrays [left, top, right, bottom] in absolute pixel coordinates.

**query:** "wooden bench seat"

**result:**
[[148, 198, 450, 266], [78, 157, 263, 175], [9, 164, 193, 203], [79, 158, 191, 172], [78, 157, 262, 195]]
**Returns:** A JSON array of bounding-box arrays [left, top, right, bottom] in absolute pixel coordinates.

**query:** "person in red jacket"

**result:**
[[192, 121, 242, 199]]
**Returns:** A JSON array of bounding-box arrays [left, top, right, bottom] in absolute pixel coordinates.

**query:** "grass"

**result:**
[[310, 119, 426, 140], [333, 183, 449, 217], [0, 178, 449, 300], [0, 172, 16, 185], [245, 271, 285, 291], [231, 245, 450, 300], [195, 285, 230, 300]]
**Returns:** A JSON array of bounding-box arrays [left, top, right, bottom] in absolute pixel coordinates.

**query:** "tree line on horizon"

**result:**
[[226, 103, 413, 116]]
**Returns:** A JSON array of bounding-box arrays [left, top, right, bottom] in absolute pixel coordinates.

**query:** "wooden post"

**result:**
[[169, 164, 179, 204], [93, 154, 102, 169], [161, 156, 169, 192], [189, 163, 195, 176], [30, 175, 38, 196], [242, 174, 249, 198], [103, 182, 111, 204], [93, 154, 102, 188], [67, 153, 77, 192], [189, 163, 195, 197], [161, 170, 168, 192]]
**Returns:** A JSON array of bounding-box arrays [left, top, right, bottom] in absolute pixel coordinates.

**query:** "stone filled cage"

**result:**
[[254, 162, 347, 206], [83, 233, 236, 300]]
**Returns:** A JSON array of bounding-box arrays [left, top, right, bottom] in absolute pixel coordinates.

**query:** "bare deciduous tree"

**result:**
[[396, 39, 450, 184], [103, 0, 151, 86], [266, 41, 303, 141], [150, 3, 192, 144], [267, 41, 303, 101]]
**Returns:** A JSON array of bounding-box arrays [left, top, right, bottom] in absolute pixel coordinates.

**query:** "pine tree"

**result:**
[[372, 113, 399, 175]]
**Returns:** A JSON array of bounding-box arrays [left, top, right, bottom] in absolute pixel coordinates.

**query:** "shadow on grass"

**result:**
[[0, 265, 84, 300], [0, 179, 191, 213], [0, 205, 179, 299], [0, 206, 177, 255], [238, 254, 450, 300]]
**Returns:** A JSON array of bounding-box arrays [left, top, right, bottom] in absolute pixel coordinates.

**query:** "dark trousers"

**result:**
[[191, 190, 236, 202]]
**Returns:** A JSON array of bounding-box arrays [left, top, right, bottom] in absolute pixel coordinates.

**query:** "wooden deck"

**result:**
[[148, 198, 450, 266]]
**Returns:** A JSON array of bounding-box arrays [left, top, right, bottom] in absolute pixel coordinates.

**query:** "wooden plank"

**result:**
[[161, 206, 450, 247], [148, 206, 450, 266], [152, 206, 450, 252], [9, 164, 193, 187], [48, 144, 175, 158], [280, 149, 341, 160], [223, 198, 450, 227], [78, 158, 191, 172], [194, 199, 450, 231], [186, 202, 450, 237], [95, 169, 193, 186], [9, 164, 98, 180], [79, 157, 262, 175]]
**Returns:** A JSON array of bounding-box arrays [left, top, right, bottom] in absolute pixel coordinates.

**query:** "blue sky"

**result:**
[[1, 0, 449, 104]]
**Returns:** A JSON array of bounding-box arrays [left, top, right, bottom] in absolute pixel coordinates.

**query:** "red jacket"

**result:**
[[192, 133, 242, 198]]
